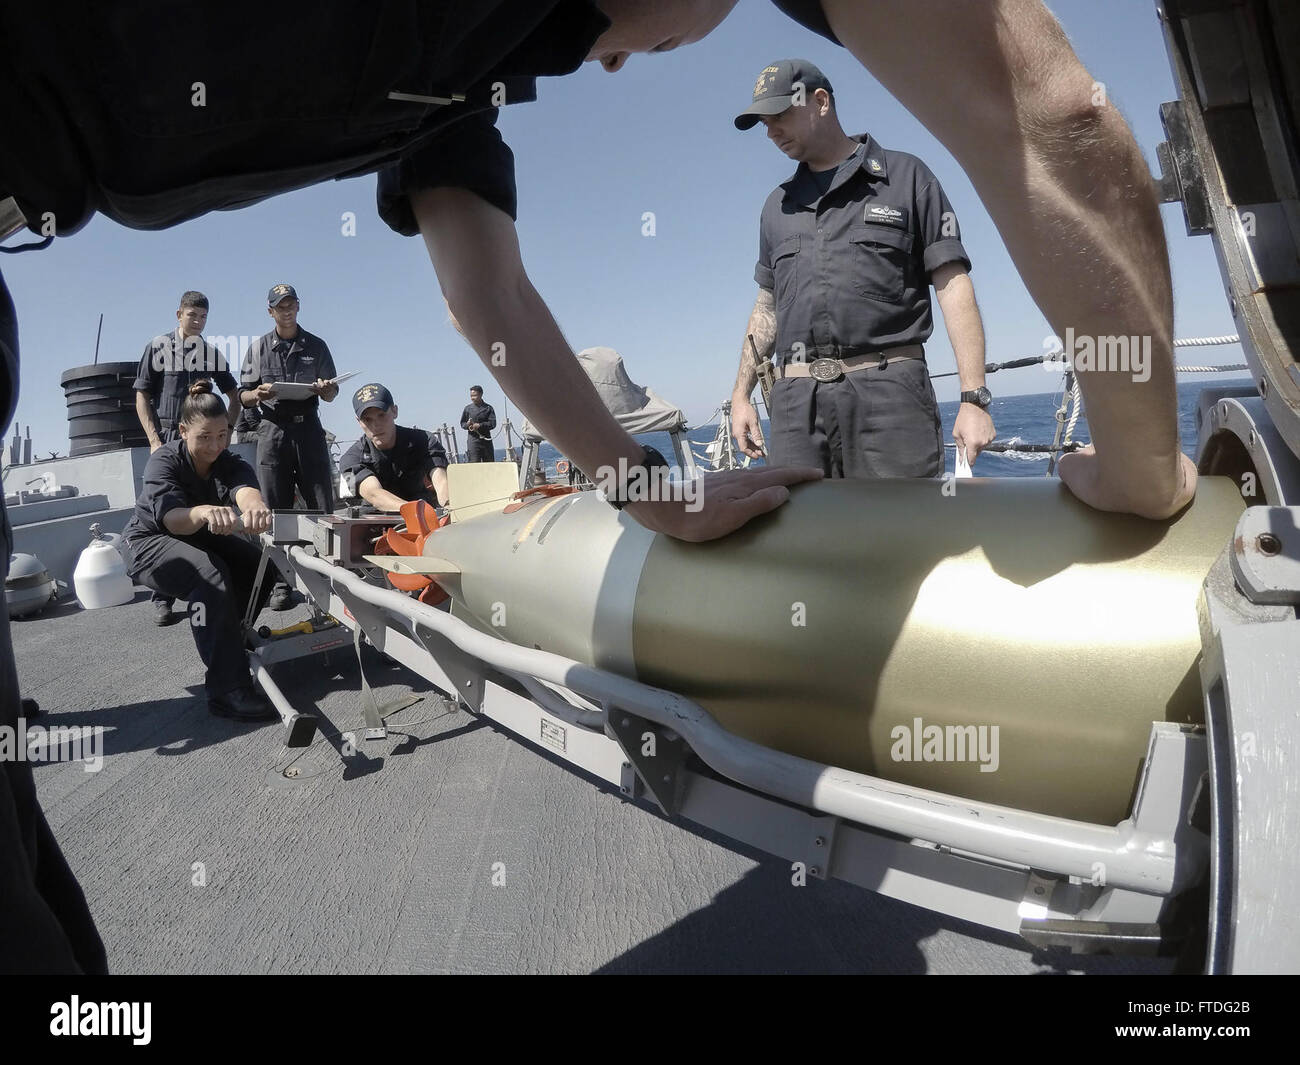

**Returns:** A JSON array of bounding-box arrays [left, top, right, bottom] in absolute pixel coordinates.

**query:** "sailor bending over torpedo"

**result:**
[[120, 380, 277, 722], [340, 383, 450, 511]]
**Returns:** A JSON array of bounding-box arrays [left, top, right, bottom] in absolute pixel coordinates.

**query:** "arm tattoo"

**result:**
[[735, 288, 777, 397]]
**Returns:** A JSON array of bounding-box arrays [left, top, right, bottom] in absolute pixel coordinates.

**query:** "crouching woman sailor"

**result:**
[[121, 380, 277, 721]]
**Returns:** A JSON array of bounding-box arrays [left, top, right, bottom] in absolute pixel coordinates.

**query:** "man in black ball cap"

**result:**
[[340, 383, 450, 511], [730, 58, 995, 480], [239, 283, 339, 609]]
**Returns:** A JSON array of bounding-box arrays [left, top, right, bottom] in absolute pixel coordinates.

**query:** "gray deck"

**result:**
[[14, 591, 1173, 974]]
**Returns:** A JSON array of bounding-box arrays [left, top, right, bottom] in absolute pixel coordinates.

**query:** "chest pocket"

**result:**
[[261, 351, 287, 384], [850, 224, 914, 303], [771, 236, 801, 310]]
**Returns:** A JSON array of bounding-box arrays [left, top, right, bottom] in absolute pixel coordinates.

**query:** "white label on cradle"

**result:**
[[540, 718, 567, 753]]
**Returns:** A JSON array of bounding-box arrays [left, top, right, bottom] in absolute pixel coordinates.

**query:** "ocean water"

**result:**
[[533, 378, 1251, 479]]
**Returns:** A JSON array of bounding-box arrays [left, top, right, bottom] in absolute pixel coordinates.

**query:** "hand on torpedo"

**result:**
[[625, 466, 822, 542]]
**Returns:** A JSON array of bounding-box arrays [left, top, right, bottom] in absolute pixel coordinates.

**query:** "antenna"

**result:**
[[92, 313, 104, 365]]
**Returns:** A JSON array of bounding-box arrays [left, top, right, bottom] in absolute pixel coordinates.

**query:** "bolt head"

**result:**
[[1256, 532, 1283, 556]]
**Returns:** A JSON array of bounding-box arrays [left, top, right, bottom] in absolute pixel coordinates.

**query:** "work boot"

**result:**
[[153, 598, 178, 626], [208, 686, 278, 722], [266, 583, 294, 611]]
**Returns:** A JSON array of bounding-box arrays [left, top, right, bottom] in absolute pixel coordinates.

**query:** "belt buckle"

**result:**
[[809, 358, 843, 383]]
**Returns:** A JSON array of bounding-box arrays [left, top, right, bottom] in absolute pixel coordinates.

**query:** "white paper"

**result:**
[[954, 446, 973, 478]]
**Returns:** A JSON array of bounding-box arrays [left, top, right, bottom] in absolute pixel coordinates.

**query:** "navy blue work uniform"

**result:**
[[133, 330, 238, 442], [757, 134, 971, 478], [120, 440, 268, 697], [460, 402, 497, 462], [241, 329, 337, 512], [339, 426, 449, 506], [0, 265, 108, 974]]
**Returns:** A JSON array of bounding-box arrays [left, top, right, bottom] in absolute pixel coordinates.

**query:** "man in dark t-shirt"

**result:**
[[340, 383, 449, 511]]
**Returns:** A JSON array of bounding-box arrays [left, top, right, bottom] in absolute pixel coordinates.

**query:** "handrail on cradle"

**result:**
[[285, 544, 1204, 897]]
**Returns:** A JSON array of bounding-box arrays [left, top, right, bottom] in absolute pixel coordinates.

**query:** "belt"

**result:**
[[262, 408, 314, 426], [776, 344, 925, 382]]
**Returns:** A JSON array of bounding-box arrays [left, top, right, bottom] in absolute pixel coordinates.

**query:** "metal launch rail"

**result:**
[[243, 508, 1217, 960]]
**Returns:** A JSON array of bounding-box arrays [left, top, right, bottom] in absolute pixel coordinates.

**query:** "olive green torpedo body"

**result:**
[[413, 478, 1243, 825]]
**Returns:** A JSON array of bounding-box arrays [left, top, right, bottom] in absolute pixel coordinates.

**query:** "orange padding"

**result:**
[[376, 500, 449, 604], [503, 483, 579, 513]]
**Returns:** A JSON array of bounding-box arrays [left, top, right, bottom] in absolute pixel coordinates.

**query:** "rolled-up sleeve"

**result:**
[[917, 176, 971, 277], [425, 432, 449, 471], [215, 452, 261, 501], [133, 342, 158, 395], [376, 109, 518, 236], [140, 451, 189, 530], [339, 441, 376, 485]]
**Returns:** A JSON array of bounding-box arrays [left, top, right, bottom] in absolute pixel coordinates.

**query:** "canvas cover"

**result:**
[[521, 347, 686, 442]]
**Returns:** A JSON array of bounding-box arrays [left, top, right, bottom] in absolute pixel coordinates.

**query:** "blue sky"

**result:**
[[3, 0, 1243, 456]]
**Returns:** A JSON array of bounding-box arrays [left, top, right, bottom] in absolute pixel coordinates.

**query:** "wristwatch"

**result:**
[[960, 386, 993, 409], [606, 445, 671, 510]]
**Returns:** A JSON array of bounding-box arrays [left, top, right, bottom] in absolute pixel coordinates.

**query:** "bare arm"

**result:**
[[934, 263, 996, 463], [162, 504, 224, 536], [411, 186, 820, 541], [430, 467, 449, 507], [224, 389, 241, 429], [733, 287, 776, 402], [932, 263, 985, 389], [357, 474, 409, 514], [822, 0, 1194, 517], [135, 390, 163, 450], [731, 287, 776, 459]]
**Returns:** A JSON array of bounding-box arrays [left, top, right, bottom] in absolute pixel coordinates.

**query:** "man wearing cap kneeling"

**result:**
[[731, 59, 995, 478], [239, 283, 339, 609], [340, 383, 450, 512]]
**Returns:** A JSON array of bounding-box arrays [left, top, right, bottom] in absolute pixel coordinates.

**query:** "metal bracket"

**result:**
[[802, 815, 838, 880], [242, 546, 275, 631], [349, 622, 419, 741], [1229, 505, 1300, 604], [1020, 917, 1166, 956], [332, 582, 390, 654], [1156, 100, 1212, 234], [409, 620, 486, 713], [605, 711, 689, 816]]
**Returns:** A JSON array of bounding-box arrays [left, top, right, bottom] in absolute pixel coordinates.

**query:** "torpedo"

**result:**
[[368, 475, 1245, 826]]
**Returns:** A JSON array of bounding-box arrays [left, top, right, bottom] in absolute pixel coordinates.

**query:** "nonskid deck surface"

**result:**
[[14, 593, 1171, 974]]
